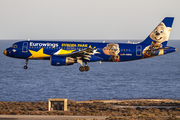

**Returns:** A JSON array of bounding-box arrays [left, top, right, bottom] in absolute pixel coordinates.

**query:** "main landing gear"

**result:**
[[79, 65, 90, 72], [78, 59, 90, 72], [24, 59, 28, 69]]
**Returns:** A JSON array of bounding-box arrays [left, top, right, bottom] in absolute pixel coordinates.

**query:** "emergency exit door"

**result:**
[[136, 45, 142, 56]]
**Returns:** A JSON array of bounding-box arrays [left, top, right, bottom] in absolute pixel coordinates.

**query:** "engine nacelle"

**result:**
[[50, 55, 74, 66]]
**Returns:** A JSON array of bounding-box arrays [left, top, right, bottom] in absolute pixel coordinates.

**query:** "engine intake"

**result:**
[[50, 55, 74, 66]]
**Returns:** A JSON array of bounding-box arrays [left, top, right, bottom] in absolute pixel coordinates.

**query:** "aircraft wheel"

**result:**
[[79, 66, 85, 72], [24, 65, 28, 69], [85, 66, 89, 71]]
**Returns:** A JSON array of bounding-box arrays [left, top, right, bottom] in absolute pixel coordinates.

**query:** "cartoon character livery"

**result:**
[[142, 20, 172, 58], [103, 43, 120, 62], [3, 17, 177, 72]]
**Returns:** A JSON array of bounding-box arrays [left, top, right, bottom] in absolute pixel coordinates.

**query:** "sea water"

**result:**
[[0, 40, 180, 102]]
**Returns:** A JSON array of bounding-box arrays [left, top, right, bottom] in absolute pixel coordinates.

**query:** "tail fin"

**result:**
[[140, 17, 174, 47]]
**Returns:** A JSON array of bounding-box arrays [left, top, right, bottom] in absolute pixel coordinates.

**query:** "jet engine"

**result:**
[[50, 55, 74, 66]]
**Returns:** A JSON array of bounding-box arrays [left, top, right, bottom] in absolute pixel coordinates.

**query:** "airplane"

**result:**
[[3, 17, 177, 72]]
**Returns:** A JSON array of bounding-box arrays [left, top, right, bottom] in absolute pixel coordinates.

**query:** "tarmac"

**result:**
[[1, 115, 180, 120], [0, 115, 108, 120]]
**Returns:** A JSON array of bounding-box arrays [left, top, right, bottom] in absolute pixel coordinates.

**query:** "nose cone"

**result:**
[[3, 49, 7, 56]]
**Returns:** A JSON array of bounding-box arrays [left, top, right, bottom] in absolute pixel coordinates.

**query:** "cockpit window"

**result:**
[[12, 44, 17, 48]]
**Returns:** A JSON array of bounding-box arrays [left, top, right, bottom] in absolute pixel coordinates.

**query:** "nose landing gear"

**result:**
[[24, 59, 29, 69]]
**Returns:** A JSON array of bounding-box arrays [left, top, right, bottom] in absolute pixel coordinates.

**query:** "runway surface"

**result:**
[[0, 115, 108, 120], [1, 115, 180, 120]]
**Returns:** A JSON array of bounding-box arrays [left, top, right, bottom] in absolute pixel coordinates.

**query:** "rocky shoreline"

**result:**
[[0, 99, 180, 119]]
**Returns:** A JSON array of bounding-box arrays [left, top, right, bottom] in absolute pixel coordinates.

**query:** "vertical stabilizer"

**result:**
[[140, 17, 174, 46]]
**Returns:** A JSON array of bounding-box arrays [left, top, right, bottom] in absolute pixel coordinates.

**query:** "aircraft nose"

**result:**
[[3, 49, 7, 56]]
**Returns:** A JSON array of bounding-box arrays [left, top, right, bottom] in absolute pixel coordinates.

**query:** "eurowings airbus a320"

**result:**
[[3, 17, 177, 72]]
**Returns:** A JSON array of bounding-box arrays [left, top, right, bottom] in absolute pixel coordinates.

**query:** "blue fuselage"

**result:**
[[4, 40, 176, 62]]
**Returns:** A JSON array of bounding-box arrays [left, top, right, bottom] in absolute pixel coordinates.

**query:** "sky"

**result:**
[[0, 0, 180, 40]]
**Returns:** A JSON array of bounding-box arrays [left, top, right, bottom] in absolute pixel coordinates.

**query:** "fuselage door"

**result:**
[[22, 42, 28, 52], [136, 45, 142, 56]]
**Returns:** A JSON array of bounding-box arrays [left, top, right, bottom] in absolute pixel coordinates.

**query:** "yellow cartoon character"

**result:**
[[103, 43, 120, 62]]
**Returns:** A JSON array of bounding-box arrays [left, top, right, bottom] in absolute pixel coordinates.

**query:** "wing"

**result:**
[[67, 48, 95, 60], [54, 48, 95, 61]]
